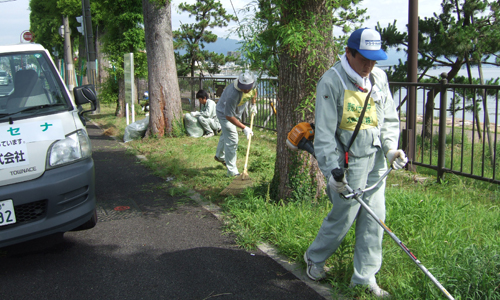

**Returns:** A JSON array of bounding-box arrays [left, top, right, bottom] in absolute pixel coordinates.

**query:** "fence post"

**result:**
[[190, 77, 196, 111], [437, 73, 448, 183]]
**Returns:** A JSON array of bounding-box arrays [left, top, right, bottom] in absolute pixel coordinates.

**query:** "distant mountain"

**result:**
[[175, 38, 407, 67], [175, 38, 241, 56], [204, 38, 242, 54]]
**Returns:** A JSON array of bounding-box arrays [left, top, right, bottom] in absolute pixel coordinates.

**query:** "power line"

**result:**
[[229, 0, 241, 26]]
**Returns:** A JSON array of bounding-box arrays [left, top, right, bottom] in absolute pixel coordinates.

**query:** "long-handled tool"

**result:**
[[220, 112, 255, 196], [334, 168, 455, 300]]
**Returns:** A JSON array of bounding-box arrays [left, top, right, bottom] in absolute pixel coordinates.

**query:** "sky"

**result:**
[[0, 0, 442, 46]]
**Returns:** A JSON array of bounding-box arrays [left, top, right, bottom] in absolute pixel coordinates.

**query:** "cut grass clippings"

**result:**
[[90, 104, 500, 300]]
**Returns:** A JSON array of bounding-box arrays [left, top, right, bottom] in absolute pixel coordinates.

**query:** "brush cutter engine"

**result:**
[[286, 122, 315, 157]]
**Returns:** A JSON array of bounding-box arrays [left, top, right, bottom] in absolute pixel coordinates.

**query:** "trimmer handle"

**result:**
[[331, 168, 345, 182]]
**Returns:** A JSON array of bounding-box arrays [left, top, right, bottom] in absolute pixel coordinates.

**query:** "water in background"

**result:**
[[381, 65, 500, 125]]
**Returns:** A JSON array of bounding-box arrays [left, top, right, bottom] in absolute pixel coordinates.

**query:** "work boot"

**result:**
[[214, 156, 226, 166], [350, 283, 391, 298], [203, 132, 214, 138], [304, 252, 326, 281]]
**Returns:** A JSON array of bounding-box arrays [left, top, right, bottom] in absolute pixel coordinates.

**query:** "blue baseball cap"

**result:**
[[347, 28, 387, 61]]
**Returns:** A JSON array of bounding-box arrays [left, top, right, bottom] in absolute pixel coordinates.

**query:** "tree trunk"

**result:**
[[464, 53, 482, 140], [142, 0, 182, 137], [477, 60, 495, 167], [422, 60, 462, 138], [115, 77, 125, 117], [96, 29, 110, 89], [271, 0, 333, 201]]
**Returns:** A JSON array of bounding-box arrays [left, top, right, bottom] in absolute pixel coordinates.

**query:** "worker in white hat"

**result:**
[[303, 28, 408, 298], [214, 72, 257, 177]]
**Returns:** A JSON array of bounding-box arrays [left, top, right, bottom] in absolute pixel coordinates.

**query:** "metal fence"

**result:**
[[178, 76, 278, 129], [180, 76, 499, 184], [391, 78, 499, 184]]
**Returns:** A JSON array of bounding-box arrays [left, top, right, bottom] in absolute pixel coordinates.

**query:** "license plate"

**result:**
[[0, 200, 16, 226]]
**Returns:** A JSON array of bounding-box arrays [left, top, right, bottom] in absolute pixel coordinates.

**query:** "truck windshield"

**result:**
[[0, 52, 69, 122]]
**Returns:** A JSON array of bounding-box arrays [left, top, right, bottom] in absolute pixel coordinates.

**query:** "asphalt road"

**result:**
[[0, 123, 327, 300], [0, 81, 13, 96]]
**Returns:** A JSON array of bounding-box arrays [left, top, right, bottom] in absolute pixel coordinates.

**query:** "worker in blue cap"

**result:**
[[303, 28, 408, 298]]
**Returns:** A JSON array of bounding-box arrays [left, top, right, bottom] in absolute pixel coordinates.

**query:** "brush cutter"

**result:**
[[286, 122, 455, 299], [334, 167, 455, 300], [219, 112, 255, 196]]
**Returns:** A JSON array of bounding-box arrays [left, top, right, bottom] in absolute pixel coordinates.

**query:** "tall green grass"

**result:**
[[90, 105, 500, 299]]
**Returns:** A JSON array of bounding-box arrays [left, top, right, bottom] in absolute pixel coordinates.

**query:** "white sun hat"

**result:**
[[237, 72, 255, 90]]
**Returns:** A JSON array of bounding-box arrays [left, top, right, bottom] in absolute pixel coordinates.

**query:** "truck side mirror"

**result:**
[[74, 84, 97, 107], [73, 84, 97, 125]]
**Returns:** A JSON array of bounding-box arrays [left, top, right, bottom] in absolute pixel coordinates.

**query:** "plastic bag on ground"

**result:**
[[184, 113, 204, 138], [124, 116, 149, 143]]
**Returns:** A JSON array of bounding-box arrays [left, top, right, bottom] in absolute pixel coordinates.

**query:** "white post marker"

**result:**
[[126, 103, 130, 125], [124, 53, 135, 125]]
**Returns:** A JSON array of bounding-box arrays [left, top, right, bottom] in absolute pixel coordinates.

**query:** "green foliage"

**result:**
[[29, 0, 80, 57], [169, 113, 186, 138], [286, 153, 317, 203], [173, 0, 237, 77], [29, 0, 147, 83], [99, 0, 147, 80], [175, 52, 191, 77], [98, 72, 119, 104], [57, 0, 81, 17], [234, 0, 368, 77]]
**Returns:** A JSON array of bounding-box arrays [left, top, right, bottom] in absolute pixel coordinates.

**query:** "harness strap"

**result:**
[[332, 68, 375, 170]]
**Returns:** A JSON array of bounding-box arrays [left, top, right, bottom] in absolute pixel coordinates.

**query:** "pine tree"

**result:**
[[173, 0, 237, 78]]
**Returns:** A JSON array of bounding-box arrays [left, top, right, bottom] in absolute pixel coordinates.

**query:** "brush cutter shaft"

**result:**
[[343, 169, 455, 300], [343, 168, 392, 198]]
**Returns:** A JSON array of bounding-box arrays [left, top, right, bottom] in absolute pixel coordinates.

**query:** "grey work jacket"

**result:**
[[199, 99, 217, 119], [215, 80, 249, 120], [314, 62, 400, 178]]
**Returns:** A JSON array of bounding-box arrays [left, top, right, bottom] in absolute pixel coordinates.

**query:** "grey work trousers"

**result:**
[[307, 149, 387, 285], [215, 118, 239, 176]]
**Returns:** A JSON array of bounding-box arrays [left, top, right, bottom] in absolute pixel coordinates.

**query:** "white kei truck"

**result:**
[[0, 43, 98, 248]]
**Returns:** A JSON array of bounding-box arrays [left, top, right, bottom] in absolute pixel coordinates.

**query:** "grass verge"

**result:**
[[90, 104, 500, 299]]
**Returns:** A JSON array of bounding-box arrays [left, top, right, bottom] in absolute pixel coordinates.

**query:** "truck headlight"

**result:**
[[47, 130, 92, 168]]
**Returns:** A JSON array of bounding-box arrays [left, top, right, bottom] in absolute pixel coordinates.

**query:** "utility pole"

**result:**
[[63, 15, 76, 94], [405, 0, 418, 172], [81, 0, 100, 112]]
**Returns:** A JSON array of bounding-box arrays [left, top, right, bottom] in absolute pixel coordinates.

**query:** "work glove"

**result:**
[[328, 168, 348, 193], [243, 126, 253, 140], [386, 149, 408, 170], [249, 104, 257, 116], [191, 111, 199, 117]]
